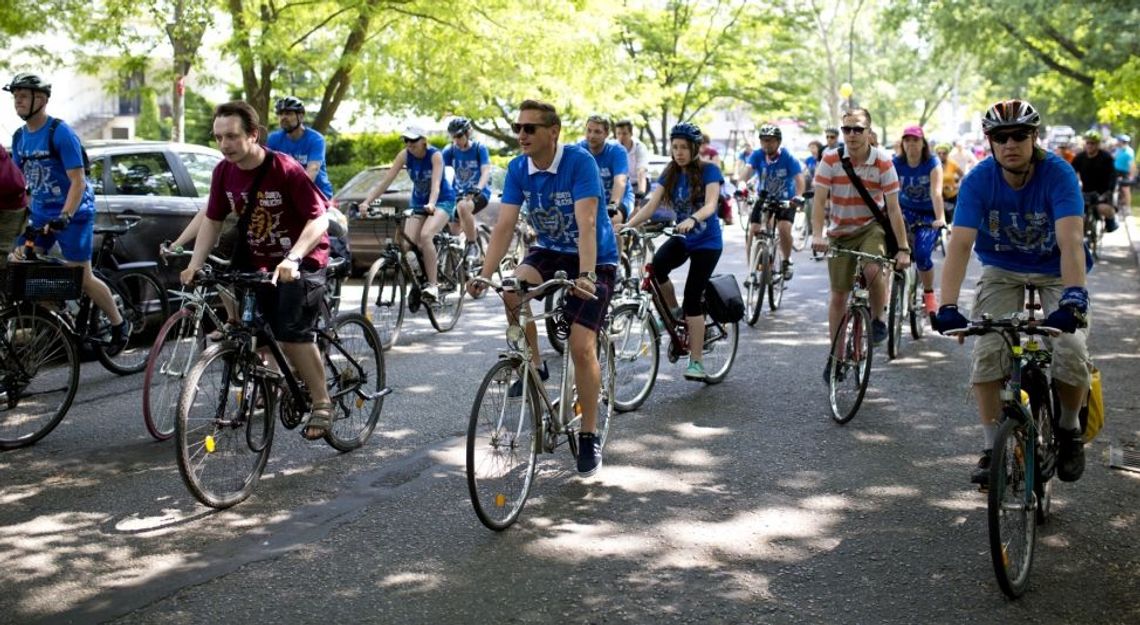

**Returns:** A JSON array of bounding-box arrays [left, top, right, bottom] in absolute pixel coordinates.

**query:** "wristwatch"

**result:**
[[579, 271, 597, 283], [285, 252, 303, 264]]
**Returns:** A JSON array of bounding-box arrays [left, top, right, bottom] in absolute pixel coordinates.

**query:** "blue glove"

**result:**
[[1044, 286, 1089, 333], [933, 304, 968, 334]]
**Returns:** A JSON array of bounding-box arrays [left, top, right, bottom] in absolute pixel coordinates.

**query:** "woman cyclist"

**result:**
[[625, 122, 724, 381], [893, 125, 945, 314]]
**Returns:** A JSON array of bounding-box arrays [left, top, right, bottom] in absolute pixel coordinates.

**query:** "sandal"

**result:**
[[302, 401, 335, 440]]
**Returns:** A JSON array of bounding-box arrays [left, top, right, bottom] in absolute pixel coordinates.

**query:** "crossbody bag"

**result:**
[[837, 145, 900, 256]]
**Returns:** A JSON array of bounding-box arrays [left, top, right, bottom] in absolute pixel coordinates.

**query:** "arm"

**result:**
[[793, 172, 805, 197], [677, 180, 720, 233], [180, 217, 224, 284], [930, 165, 946, 226], [361, 150, 407, 205], [170, 208, 207, 249], [272, 212, 329, 285], [1056, 215, 1086, 289], [884, 193, 912, 268], [477, 163, 492, 191], [610, 174, 628, 210], [625, 185, 665, 229], [304, 161, 321, 182], [938, 225, 977, 307], [60, 168, 86, 218], [477, 203, 520, 282], [427, 151, 444, 210], [811, 186, 829, 249], [573, 196, 599, 277]]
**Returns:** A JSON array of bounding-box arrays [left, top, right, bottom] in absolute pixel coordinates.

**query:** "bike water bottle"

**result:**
[[242, 290, 255, 323], [406, 250, 421, 277]]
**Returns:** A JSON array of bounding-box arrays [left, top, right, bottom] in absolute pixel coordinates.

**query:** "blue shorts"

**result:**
[[19, 210, 94, 262], [412, 201, 457, 220]]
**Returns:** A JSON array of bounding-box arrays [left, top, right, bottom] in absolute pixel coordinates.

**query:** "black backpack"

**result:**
[[12, 117, 93, 177]]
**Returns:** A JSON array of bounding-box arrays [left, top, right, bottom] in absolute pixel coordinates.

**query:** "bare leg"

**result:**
[[74, 262, 123, 325], [687, 315, 705, 362], [568, 326, 599, 433], [417, 211, 451, 286]]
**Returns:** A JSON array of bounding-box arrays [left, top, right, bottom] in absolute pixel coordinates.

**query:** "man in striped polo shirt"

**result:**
[[811, 108, 911, 374]]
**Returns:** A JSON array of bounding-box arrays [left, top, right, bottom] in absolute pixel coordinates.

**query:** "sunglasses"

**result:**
[[990, 130, 1032, 145], [840, 126, 866, 135], [402, 137, 422, 144], [511, 122, 552, 135]]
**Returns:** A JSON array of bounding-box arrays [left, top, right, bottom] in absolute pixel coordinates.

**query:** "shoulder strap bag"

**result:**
[[837, 145, 899, 256]]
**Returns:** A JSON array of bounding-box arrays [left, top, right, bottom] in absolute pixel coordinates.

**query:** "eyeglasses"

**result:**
[[840, 126, 866, 135], [511, 122, 552, 135], [990, 130, 1032, 145], [402, 137, 421, 144], [826, 134, 838, 139]]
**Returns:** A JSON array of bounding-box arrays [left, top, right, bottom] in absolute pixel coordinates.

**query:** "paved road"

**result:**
[[2, 223, 1137, 625]]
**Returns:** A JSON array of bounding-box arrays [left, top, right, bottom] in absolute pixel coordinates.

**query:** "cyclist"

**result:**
[[468, 99, 618, 477], [824, 127, 841, 151], [935, 143, 961, 223], [734, 141, 754, 182], [1071, 131, 1119, 233], [361, 126, 457, 303], [614, 119, 650, 199], [739, 124, 804, 280], [950, 140, 979, 175], [933, 99, 1091, 485], [442, 117, 491, 260], [624, 122, 724, 382], [4, 72, 131, 347], [1113, 134, 1135, 213], [811, 108, 911, 361], [179, 101, 334, 441], [266, 96, 335, 200], [579, 114, 634, 232], [892, 125, 945, 314]]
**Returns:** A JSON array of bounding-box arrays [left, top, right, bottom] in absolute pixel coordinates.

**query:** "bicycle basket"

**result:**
[[3, 262, 84, 301]]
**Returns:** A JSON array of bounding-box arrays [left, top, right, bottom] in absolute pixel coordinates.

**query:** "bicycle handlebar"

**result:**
[[160, 245, 229, 267], [943, 313, 1062, 338], [819, 247, 897, 267], [470, 271, 598, 303], [191, 266, 274, 288]]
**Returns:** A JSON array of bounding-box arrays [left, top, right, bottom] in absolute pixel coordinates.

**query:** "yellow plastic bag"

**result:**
[[1082, 366, 1104, 443]]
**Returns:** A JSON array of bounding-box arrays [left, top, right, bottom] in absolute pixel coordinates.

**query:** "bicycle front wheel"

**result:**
[[427, 244, 465, 332], [362, 260, 405, 350], [176, 343, 275, 508], [97, 270, 171, 375], [544, 290, 567, 355], [745, 241, 765, 326], [768, 235, 786, 311], [887, 272, 904, 360], [322, 312, 385, 451], [829, 307, 873, 424], [143, 307, 205, 441], [609, 302, 660, 412], [908, 269, 926, 340], [593, 330, 616, 449], [466, 359, 539, 531], [988, 414, 1037, 598], [701, 316, 739, 384], [0, 307, 80, 450]]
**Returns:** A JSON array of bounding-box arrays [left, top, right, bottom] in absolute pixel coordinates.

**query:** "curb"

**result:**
[[1125, 212, 1140, 270]]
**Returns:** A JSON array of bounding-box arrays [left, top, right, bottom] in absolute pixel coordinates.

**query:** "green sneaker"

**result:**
[[683, 360, 706, 381]]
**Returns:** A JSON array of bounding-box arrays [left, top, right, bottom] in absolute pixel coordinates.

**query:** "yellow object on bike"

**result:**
[[204, 435, 216, 453], [1083, 366, 1104, 443], [1019, 390, 1029, 406]]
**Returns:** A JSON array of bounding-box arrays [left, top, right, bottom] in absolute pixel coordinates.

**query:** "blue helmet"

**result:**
[[669, 122, 703, 145]]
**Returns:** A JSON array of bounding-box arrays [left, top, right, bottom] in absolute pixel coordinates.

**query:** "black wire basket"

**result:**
[[3, 262, 84, 301]]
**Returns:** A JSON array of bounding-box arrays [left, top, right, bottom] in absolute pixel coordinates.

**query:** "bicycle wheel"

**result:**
[[593, 329, 616, 449], [701, 315, 739, 384], [176, 343, 275, 508], [768, 235, 786, 311], [908, 270, 926, 340], [469, 226, 491, 299], [322, 312, 385, 451], [1029, 375, 1057, 524], [745, 241, 766, 326], [466, 359, 539, 531], [828, 307, 873, 424], [544, 289, 568, 355], [988, 415, 1037, 598], [608, 302, 660, 412], [758, 242, 775, 316], [887, 272, 904, 360], [427, 245, 465, 332], [97, 270, 171, 375], [361, 259, 405, 350], [143, 307, 206, 441], [0, 307, 80, 450]]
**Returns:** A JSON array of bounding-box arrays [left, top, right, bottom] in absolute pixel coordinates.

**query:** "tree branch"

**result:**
[[998, 19, 1093, 86]]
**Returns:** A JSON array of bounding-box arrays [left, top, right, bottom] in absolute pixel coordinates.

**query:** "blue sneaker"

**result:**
[[508, 361, 548, 398], [683, 360, 707, 381], [872, 319, 888, 346], [577, 432, 602, 477], [1105, 218, 1119, 233]]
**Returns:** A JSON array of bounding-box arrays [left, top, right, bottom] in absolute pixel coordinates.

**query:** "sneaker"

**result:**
[[1056, 428, 1086, 482], [922, 291, 938, 315], [1105, 218, 1119, 233], [781, 259, 794, 281], [422, 284, 439, 302], [822, 360, 831, 385], [872, 319, 888, 346], [683, 360, 706, 381], [577, 432, 602, 476], [970, 449, 992, 485], [110, 319, 133, 349], [670, 306, 684, 321], [465, 242, 480, 260], [508, 361, 549, 398]]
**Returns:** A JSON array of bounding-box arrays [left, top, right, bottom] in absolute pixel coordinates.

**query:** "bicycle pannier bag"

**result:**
[[704, 273, 744, 323], [1081, 365, 1104, 443]]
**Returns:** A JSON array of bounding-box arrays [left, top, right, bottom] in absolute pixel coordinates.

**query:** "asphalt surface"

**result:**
[[2, 221, 1138, 625]]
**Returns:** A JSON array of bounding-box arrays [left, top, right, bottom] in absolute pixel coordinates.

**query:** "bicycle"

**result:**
[[466, 272, 615, 530], [359, 203, 466, 350], [1082, 191, 1108, 262], [744, 192, 792, 324], [175, 267, 389, 508], [822, 247, 895, 424], [886, 224, 938, 359], [944, 285, 1063, 598], [732, 182, 754, 233]]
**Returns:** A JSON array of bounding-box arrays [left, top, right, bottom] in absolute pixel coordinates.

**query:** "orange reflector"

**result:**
[[494, 493, 507, 508]]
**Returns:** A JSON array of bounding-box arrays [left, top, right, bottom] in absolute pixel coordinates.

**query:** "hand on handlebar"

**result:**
[[676, 217, 698, 234], [571, 276, 596, 299], [810, 234, 828, 254]]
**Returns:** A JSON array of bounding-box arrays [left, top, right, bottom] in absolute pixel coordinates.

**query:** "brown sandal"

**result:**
[[302, 401, 335, 440]]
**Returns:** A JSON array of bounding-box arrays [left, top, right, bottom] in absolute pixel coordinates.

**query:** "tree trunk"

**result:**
[[311, 0, 383, 134]]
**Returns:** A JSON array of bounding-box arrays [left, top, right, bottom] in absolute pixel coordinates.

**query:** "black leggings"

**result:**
[[653, 237, 722, 317]]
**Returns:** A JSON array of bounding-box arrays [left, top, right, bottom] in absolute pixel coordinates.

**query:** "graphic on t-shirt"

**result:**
[[526, 190, 576, 250], [903, 175, 931, 203], [997, 208, 1053, 255]]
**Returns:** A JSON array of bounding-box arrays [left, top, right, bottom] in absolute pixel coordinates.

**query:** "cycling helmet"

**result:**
[[447, 117, 473, 136], [981, 99, 1040, 135], [757, 124, 782, 140], [1083, 130, 1102, 143], [3, 72, 51, 96], [274, 96, 305, 114], [669, 122, 703, 145], [825, 127, 839, 136], [1117, 134, 1131, 144], [934, 143, 952, 153]]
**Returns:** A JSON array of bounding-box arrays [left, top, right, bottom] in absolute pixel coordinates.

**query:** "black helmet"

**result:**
[[274, 96, 305, 114], [447, 117, 472, 136], [981, 99, 1040, 135], [669, 122, 703, 145], [3, 72, 51, 96], [757, 124, 782, 140]]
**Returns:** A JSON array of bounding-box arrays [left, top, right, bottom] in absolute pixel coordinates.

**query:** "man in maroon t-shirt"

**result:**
[[181, 100, 335, 440]]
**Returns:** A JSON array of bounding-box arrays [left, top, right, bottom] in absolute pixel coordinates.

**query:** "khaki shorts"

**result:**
[[969, 266, 1091, 388], [0, 209, 26, 268], [827, 224, 886, 292]]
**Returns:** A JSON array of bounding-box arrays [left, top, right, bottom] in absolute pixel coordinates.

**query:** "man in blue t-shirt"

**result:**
[[934, 99, 1092, 486], [739, 124, 804, 279], [5, 72, 131, 347], [468, 99, 618, 478], [1113, 134, 1135, 212], [442, 117, 491, 260], [266, 96, 335, 199], [578, 115, 634, 231]]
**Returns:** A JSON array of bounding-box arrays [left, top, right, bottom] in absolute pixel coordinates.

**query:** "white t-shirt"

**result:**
[[623, 138, 650, 178]]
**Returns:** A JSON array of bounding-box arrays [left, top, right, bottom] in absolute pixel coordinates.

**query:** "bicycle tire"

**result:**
[[544, 289, 567, 355], [701, 316, 739, 384], [988, 414, 1036, 598], [361, 259, 405, 350], [469, 226, 491, 299], [908, 269, 926, 340], [143, 307, 205, 441], [176, 342, 275, 508], [466, 359, 539, 531], [97, 270, 171, 375], [1029, 374, 1057, 524], [427, 244, 465, 332], [593, 330, 616, 449], [828, 307, 873, 424], [0, 307, 80, 450], [322, 312, 386, 451], [745, 240, 765, 326], [769, 235, 786, 311], [887, 272, 904, 360], [758, 244, 774, 316], [608, 302, 660, 412]]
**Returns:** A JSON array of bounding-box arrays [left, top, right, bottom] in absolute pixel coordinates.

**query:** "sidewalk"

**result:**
[[1125, 212, 1140, 270]]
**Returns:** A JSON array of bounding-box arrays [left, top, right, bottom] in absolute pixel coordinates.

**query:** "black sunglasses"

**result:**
[[840, 125, 866, 135], [990, 130, 1032, 145], [402, 137, 421, 144], [511, 122, 552, 135]]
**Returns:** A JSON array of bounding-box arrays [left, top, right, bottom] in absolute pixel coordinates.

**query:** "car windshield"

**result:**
[[340, 167, 414, 196]]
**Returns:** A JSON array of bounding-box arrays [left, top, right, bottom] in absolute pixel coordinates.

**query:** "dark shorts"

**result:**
[[254, 267, 327, 343], [750, 199, 795, 224], [520, 247, 615, 333]]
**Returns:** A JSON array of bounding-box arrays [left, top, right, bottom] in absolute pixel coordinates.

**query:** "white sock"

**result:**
[[983, 423, 997, 450], [1059, 404, 1081, 432]]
